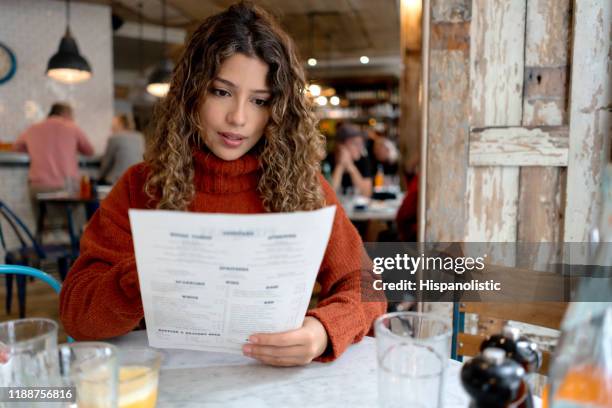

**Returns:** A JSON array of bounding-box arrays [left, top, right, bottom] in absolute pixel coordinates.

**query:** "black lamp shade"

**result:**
[[46, 29, 92, 83], [146, 59, 173, 97]]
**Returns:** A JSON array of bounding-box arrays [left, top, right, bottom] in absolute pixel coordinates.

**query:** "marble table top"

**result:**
[[109, 331, 473, 408]]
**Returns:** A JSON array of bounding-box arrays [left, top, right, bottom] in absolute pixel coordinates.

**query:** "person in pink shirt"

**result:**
[[14, 102, 94, 190], [14, 102, 94, 221]]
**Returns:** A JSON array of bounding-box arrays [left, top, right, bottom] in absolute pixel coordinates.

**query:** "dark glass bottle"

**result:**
[[461, 348, 525, 408]]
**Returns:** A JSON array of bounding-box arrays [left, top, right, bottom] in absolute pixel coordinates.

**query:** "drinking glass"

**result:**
[[375, 312, 452, 408], [58, 342, 118, 408], [0, 318, 59, 387], [118, 347, 162, 408]]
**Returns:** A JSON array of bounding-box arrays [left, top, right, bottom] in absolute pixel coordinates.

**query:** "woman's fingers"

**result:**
[[244, 344, 308, 359], [249, 328, 308, 348]]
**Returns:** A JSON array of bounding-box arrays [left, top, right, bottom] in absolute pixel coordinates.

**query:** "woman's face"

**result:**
[[345, 137, 364, 160], [198, 53, 271, 161]]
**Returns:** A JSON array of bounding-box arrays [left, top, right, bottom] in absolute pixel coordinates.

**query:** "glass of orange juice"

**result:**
[[58, 342, 118, 408], [118, 347, 162, 408]]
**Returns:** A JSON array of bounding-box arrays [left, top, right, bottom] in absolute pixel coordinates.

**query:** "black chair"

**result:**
[[0, 200, 73, 318]]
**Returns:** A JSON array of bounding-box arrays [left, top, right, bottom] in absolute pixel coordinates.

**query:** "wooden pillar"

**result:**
[[399, 0, 422, 174], [563, 0, 611, 244], [518, 0, 571, 269], [424, 0, 471, 242]]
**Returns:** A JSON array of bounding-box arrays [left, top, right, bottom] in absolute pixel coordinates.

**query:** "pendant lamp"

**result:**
[[47, 0, 92, 83], [147, 0, 172, 97]]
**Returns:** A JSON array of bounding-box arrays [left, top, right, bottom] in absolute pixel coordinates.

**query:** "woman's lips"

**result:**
[[219, 132, 246, 148]]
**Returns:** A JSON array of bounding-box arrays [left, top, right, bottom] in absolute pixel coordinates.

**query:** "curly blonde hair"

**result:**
[[144, 2, 326, 212]]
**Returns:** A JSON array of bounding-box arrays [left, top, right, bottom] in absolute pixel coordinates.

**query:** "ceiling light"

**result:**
[[307, 58, 317, 67], [315, 96, 328, 106], [308, 84, 321, 97], [146, 59, 173, 98], [147, 0, 173, 97], [330, 96, 340, 106], [360, 56, 370, 64], [46, 0, 92, 84]]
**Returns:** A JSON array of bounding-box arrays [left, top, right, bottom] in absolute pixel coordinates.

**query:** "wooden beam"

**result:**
[[465, 0, 525, 243], [425, 0, 471, 242], [518, 0, 571, 263], [469, 126, 569, 167], [563, 0, 612, 243], [459, 302, 567, 329]]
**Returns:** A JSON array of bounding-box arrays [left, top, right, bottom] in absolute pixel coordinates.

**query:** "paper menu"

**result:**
[[128, 206, 336, 354]]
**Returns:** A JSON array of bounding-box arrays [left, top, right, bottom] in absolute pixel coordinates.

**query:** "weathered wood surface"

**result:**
[[518, 0, 570, 270], [469, 126, 569, 166], [466, 0, 525, 243], [425, 0, 471, 242], [564, 0, 612, 243]]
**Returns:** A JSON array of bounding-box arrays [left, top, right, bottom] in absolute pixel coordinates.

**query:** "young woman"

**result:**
[[60, 2, 386, 366]]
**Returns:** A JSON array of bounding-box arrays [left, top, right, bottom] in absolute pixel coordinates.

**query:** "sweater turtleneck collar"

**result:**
[[192, 149, 260, 194]]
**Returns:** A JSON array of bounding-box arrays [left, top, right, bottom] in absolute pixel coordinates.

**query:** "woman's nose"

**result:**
[[227, 101, 247, 127]]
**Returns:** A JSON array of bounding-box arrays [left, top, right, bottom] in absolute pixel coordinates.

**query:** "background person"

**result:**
[[13, 102, 94, 220], [329, 123, 373, 197], [99, 114, 145, 185]]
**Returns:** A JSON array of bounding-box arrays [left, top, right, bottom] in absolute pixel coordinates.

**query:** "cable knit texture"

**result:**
[[60, 150, 386, 362]]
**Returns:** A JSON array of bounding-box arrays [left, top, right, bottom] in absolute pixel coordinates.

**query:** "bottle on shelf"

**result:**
[[80, 174, 91, 199], [374, 164, 385, 189]]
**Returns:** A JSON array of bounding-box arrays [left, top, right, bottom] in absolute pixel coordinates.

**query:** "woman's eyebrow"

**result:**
[[214, 77, 270, 94]]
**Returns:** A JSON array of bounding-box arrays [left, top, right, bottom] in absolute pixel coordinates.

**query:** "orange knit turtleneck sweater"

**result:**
[[59, 150, 386, 361]]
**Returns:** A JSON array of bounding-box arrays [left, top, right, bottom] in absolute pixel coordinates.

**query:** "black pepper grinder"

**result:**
[[480, 326, 542, 374], [461, 348, 525, 408], [480, 325, 540, 408]]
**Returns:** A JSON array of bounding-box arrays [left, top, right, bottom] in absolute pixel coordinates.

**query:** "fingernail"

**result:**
[[243, 345, 252, 354], [249, 336, 258, 344]]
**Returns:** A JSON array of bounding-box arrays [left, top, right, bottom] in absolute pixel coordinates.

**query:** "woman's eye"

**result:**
[[212, 88, 230, 97], [253, 98, 269, 106]]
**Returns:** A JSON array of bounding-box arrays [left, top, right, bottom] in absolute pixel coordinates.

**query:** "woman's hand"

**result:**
[[242, 316, 329, 366]]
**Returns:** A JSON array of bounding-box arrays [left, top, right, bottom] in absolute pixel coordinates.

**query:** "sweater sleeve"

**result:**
[[306, 176, 387, 362], [60, 166, 145, 340]]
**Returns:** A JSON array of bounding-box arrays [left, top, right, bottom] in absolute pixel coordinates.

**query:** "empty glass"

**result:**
[[375, 312, 451, 408], [0, 318, 59, 387], [58, 342, 118, 408]]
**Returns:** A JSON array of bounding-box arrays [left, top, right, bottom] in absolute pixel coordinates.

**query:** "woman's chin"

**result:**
[[208, 145, 248, 161]]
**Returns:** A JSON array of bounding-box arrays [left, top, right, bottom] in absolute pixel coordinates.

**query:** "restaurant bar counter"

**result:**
[[0, 151, 100, 255]]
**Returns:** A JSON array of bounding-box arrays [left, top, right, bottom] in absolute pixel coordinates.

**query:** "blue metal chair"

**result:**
[[0, 264, 73, 342], [0, 200, 73, 317]]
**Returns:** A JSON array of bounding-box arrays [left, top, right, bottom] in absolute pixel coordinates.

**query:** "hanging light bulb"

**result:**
[[308, 84, 321, 97], [46, 0, 92, 83], [147, 0, 173, 97], [315, 96, 328, 106]]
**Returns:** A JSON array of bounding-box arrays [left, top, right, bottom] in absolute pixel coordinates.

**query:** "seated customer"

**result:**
[[329, 123, 373, 197], [99, 114, 145, 185], [371, 136, 399, 176], [13, 102, 94, 220]]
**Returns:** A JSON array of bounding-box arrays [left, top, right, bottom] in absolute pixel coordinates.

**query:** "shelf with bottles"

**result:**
[[315, 103, 399, 120], [345, 89, 400, 105]]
